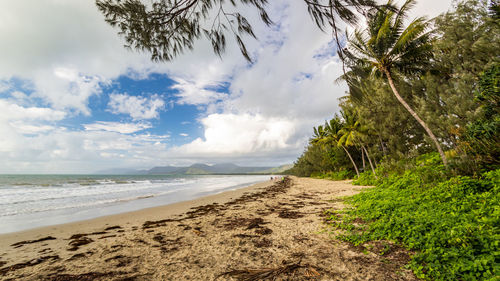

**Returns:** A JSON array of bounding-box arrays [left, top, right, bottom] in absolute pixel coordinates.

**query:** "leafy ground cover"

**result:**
[[325, 153, 499, 280]]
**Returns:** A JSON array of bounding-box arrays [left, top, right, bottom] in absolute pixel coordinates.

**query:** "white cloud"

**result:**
[[84, 121, 152, 134], [166, 1, 345, 161], [32, 67, 104, 115], [10, 91, 29, 101], [172, 113, 299, 156], [0, 126, 174, 173], [172, 78, 227, 106], [108, 93, 166, 120], [179, 133, 189, 137], [8, 122, 55, 134], [0, 99, 66, 121], [0, 99, 66, 154], [0, 1, 155, 114]]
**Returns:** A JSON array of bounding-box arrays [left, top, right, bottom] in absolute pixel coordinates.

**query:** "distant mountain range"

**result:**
[[96, 163, 293, 175]]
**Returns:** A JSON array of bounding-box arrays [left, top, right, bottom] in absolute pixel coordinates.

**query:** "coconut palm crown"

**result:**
[[344, 0, 433, 75]]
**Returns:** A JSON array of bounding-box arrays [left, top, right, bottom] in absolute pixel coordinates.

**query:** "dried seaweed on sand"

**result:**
[[217, 260, 321, 280]]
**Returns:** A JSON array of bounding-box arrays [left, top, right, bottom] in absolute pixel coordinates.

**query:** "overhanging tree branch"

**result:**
[[95, 0, 379, 62]]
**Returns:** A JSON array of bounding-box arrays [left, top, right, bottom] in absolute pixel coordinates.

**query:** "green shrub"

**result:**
[[328, 161, 500, 280], [353, 171, 377, 185], [314, 170, 354, 180], [353, 152, 449, 187]]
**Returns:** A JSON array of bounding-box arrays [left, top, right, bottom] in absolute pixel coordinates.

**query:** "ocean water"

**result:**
[[0, 174, 269, 234]]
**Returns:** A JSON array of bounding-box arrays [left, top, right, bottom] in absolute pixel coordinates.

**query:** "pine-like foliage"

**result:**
[[96, 0, 378, 62]]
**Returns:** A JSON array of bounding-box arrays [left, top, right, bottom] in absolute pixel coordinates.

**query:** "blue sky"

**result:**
[[0, 0, 452, 173]]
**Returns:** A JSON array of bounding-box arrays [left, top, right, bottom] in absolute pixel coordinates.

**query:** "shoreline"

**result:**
[[0, 177, 417, 280], [0, 174, 271, 235], [0, 180, 271, 247]]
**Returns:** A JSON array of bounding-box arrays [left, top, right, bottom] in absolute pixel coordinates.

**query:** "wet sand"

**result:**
[[0, 177, 417, 280]]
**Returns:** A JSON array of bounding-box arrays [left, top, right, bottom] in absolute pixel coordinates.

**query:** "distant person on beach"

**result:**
[[270, 176, 273, 181]]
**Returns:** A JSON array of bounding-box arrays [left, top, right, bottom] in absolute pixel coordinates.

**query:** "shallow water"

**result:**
[[0, 174, 269, 233]]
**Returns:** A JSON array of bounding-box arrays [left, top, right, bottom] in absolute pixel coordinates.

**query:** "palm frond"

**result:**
[[393, 0, 416, 27], [389, 17, 429, 57]]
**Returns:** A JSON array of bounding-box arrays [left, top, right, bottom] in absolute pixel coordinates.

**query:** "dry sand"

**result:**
[[0, 177, 417, 281]]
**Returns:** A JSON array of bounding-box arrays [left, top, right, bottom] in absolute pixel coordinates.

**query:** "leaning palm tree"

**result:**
[[343, 0, 448, 166]]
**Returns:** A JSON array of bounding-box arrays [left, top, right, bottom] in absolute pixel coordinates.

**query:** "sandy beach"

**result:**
[[0, 177, 416, 281]]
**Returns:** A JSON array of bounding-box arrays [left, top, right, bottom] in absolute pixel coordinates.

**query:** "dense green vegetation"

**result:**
[[331, 154, 499, 280], [288, 0, 499, 178], [288, 0, 500, 280]]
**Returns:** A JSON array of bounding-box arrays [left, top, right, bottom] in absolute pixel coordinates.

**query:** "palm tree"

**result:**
[[343, 0, 448, 166], [324, 115, 360, 178], [337, 109, 377, 178], [312, 125, 327, 143]]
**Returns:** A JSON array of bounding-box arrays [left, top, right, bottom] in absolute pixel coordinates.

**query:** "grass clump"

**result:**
[[328, 153, 500, 280]]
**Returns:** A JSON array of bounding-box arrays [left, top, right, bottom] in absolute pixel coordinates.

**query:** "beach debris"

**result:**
[[223, 217, 270, 230], [142, 218, 180, 229], [293, 235, 310, 243], [152, 235, 183, 254], [246, 218, 267, 229], [233, 234, 260, 239], [132, 238, 149, 245], [68, 231, 106, 240], [67, 237, 94, 251], [104, 225, 122, 231], [278, 210, 305, 219], [10, 236, 57, 248], [151, 233, 183, 251], [254, 227, 273, 235], [253, 238, 272, 248], [295, 193, 316, 200], [152, 233, 166, 244], [185, 203, 226, 218], [98, 234, 117, 239], [217, 260, 321, 280], [178, 223, 192, 230], [67, 253, 86, 261], [143, 177, 291, 231], [0, 255, 59, 276], [38, 248, 52, 254], [45, 271, 129, 281], [104, 254, 134, 267]]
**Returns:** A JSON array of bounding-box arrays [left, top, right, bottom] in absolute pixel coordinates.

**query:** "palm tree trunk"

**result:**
[[362, 145, 378, 179], [379, 135, 387, 156], [361, 148, 366, 171], [341, 145, 360, 177], [383, 69, 448, 167]]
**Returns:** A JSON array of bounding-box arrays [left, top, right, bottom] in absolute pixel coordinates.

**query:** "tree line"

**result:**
[[288, 0, 499, 178]]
